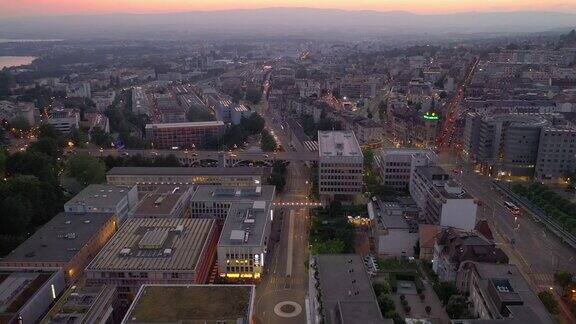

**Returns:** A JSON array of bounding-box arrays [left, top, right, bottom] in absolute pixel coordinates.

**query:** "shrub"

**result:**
[[426, 305, 432, 314]]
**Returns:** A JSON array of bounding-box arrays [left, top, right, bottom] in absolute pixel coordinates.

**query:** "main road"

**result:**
[[254, 70, 313, 324]]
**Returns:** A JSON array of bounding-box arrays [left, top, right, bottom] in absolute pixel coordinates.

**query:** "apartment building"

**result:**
[[47, 109, 80, 134], [374, 148, 436, 190], [64, 184, 138, 221], [145, 121, 224, 149], [410, 165, 477, 230], [433, 228, 508, 283], [455, 262, 554, 324], [318, 131, 364, 198], [0, 212, 118, 283], [85, 218, 219, 306], [106, 167, 266, 191]]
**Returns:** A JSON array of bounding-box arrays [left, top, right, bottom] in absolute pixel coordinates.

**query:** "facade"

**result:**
[[535, 125, 576, 182], [374, 148, 436, 190], [106, 167, 266, 190], [67, 82, 91, 99], [122, 284, 255, 324], [145, 121, 225, 149], [309, 254, 388, 324], [456, 262, 554, 324], [40, 284, 117, 324], [433, 229, 508, 282], [318, 131, 364, 198], [0, 212, 118, 283], [64, 184, 138, 222], [85, 218, 218, 306], [132, 185, 193, 218], [47, 109, 80, 134], [410, 165, 477, 230], [0, 269, 66, 324], [213, 186, 276, 280]]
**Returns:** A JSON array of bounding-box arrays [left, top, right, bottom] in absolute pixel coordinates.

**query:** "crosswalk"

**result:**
[[531, 273, 555, 287], [266, 275, 307, 290]]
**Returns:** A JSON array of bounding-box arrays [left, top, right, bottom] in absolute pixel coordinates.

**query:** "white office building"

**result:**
[[374, 148, 437, 190], [318, 131, 364, 198], [410, 165, 477, 230]]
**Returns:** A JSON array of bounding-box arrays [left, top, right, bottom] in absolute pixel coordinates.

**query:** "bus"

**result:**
[[504, 201, 521, 215]]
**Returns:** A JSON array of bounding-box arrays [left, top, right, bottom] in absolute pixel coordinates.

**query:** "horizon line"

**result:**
[[2, 6, 576, 20]]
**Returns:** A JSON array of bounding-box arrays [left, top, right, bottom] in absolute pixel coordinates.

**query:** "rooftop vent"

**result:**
[[120, 248, 131, 256]]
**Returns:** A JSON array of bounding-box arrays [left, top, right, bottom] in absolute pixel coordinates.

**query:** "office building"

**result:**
[[145, 121, 224, 149], [455, 263, 554, 324], [0, 269, 66, 324], [463, 113, 548, 177], [122, 284, 255, 324], [40, 284, 117, 324], [208, 186, 275, 280], [85, 218, 219, 306], [309, 254, 389, 324], [410, 165, 477, 230], [191, 185, 276, 219], [535, 125, 576, 183], [132, 185, 193, 218], [64, 184, 138, 222], [318, 131, 363, 198], [47, 109, 80, 134], [0, 212, 118, 283], [106, 167, 267, 191], [374, 148, 437, 190], [66, 82, 91, 99]]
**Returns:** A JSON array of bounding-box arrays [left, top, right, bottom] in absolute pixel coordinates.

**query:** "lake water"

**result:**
[[0, 56, 37, 69]]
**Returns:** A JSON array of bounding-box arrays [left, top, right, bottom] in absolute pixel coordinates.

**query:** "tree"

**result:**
[[446, 295, 472, 319], [434, 281, 459, 306], [0, 195, 33, 235], [69, 128, 88, 148], [65, 154, 106, 186], [363, 149, 374, 169], [28, 137, 61, 160], [245, 86, 262, 105], [555, 271, 573, 288], [10, 116, 30, 131], [186, 104, 214, 122], [241, 113, 265, 134], [90, 127, 111, 148], [38, 124, 61, 140], [261, 130, 277, 152], [538, 291, 558, 314], [6, 151, 58, 184]]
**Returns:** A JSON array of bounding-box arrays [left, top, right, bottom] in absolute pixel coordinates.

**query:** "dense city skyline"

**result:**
[[1, 0, 576, 17]]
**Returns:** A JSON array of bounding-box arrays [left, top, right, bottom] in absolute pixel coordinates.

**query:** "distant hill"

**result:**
[[1, 8, 575, 39]]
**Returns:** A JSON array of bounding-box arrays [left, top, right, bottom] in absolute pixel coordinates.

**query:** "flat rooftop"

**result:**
[[315, 254, 384, 324], [123, 284, 254, 324], [145, 121, 224, 129], [107, 167, 267, 177], [41, 284, 116, 324], [318, 131, 363, 158], [65, 184, 132, 208], [191, 185, 276, 203], [86, 218, 215, 272], [133, 185, 192, 217], [1, 212, 115, 264], [0, 269, 58, 321], [219, 201, 270, 247]]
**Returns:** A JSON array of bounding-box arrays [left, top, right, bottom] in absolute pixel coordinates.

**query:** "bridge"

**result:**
[[80, 148, 319, 167]]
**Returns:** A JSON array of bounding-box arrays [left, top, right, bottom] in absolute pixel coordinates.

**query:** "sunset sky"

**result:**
[[1, 0, 575, 17]]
